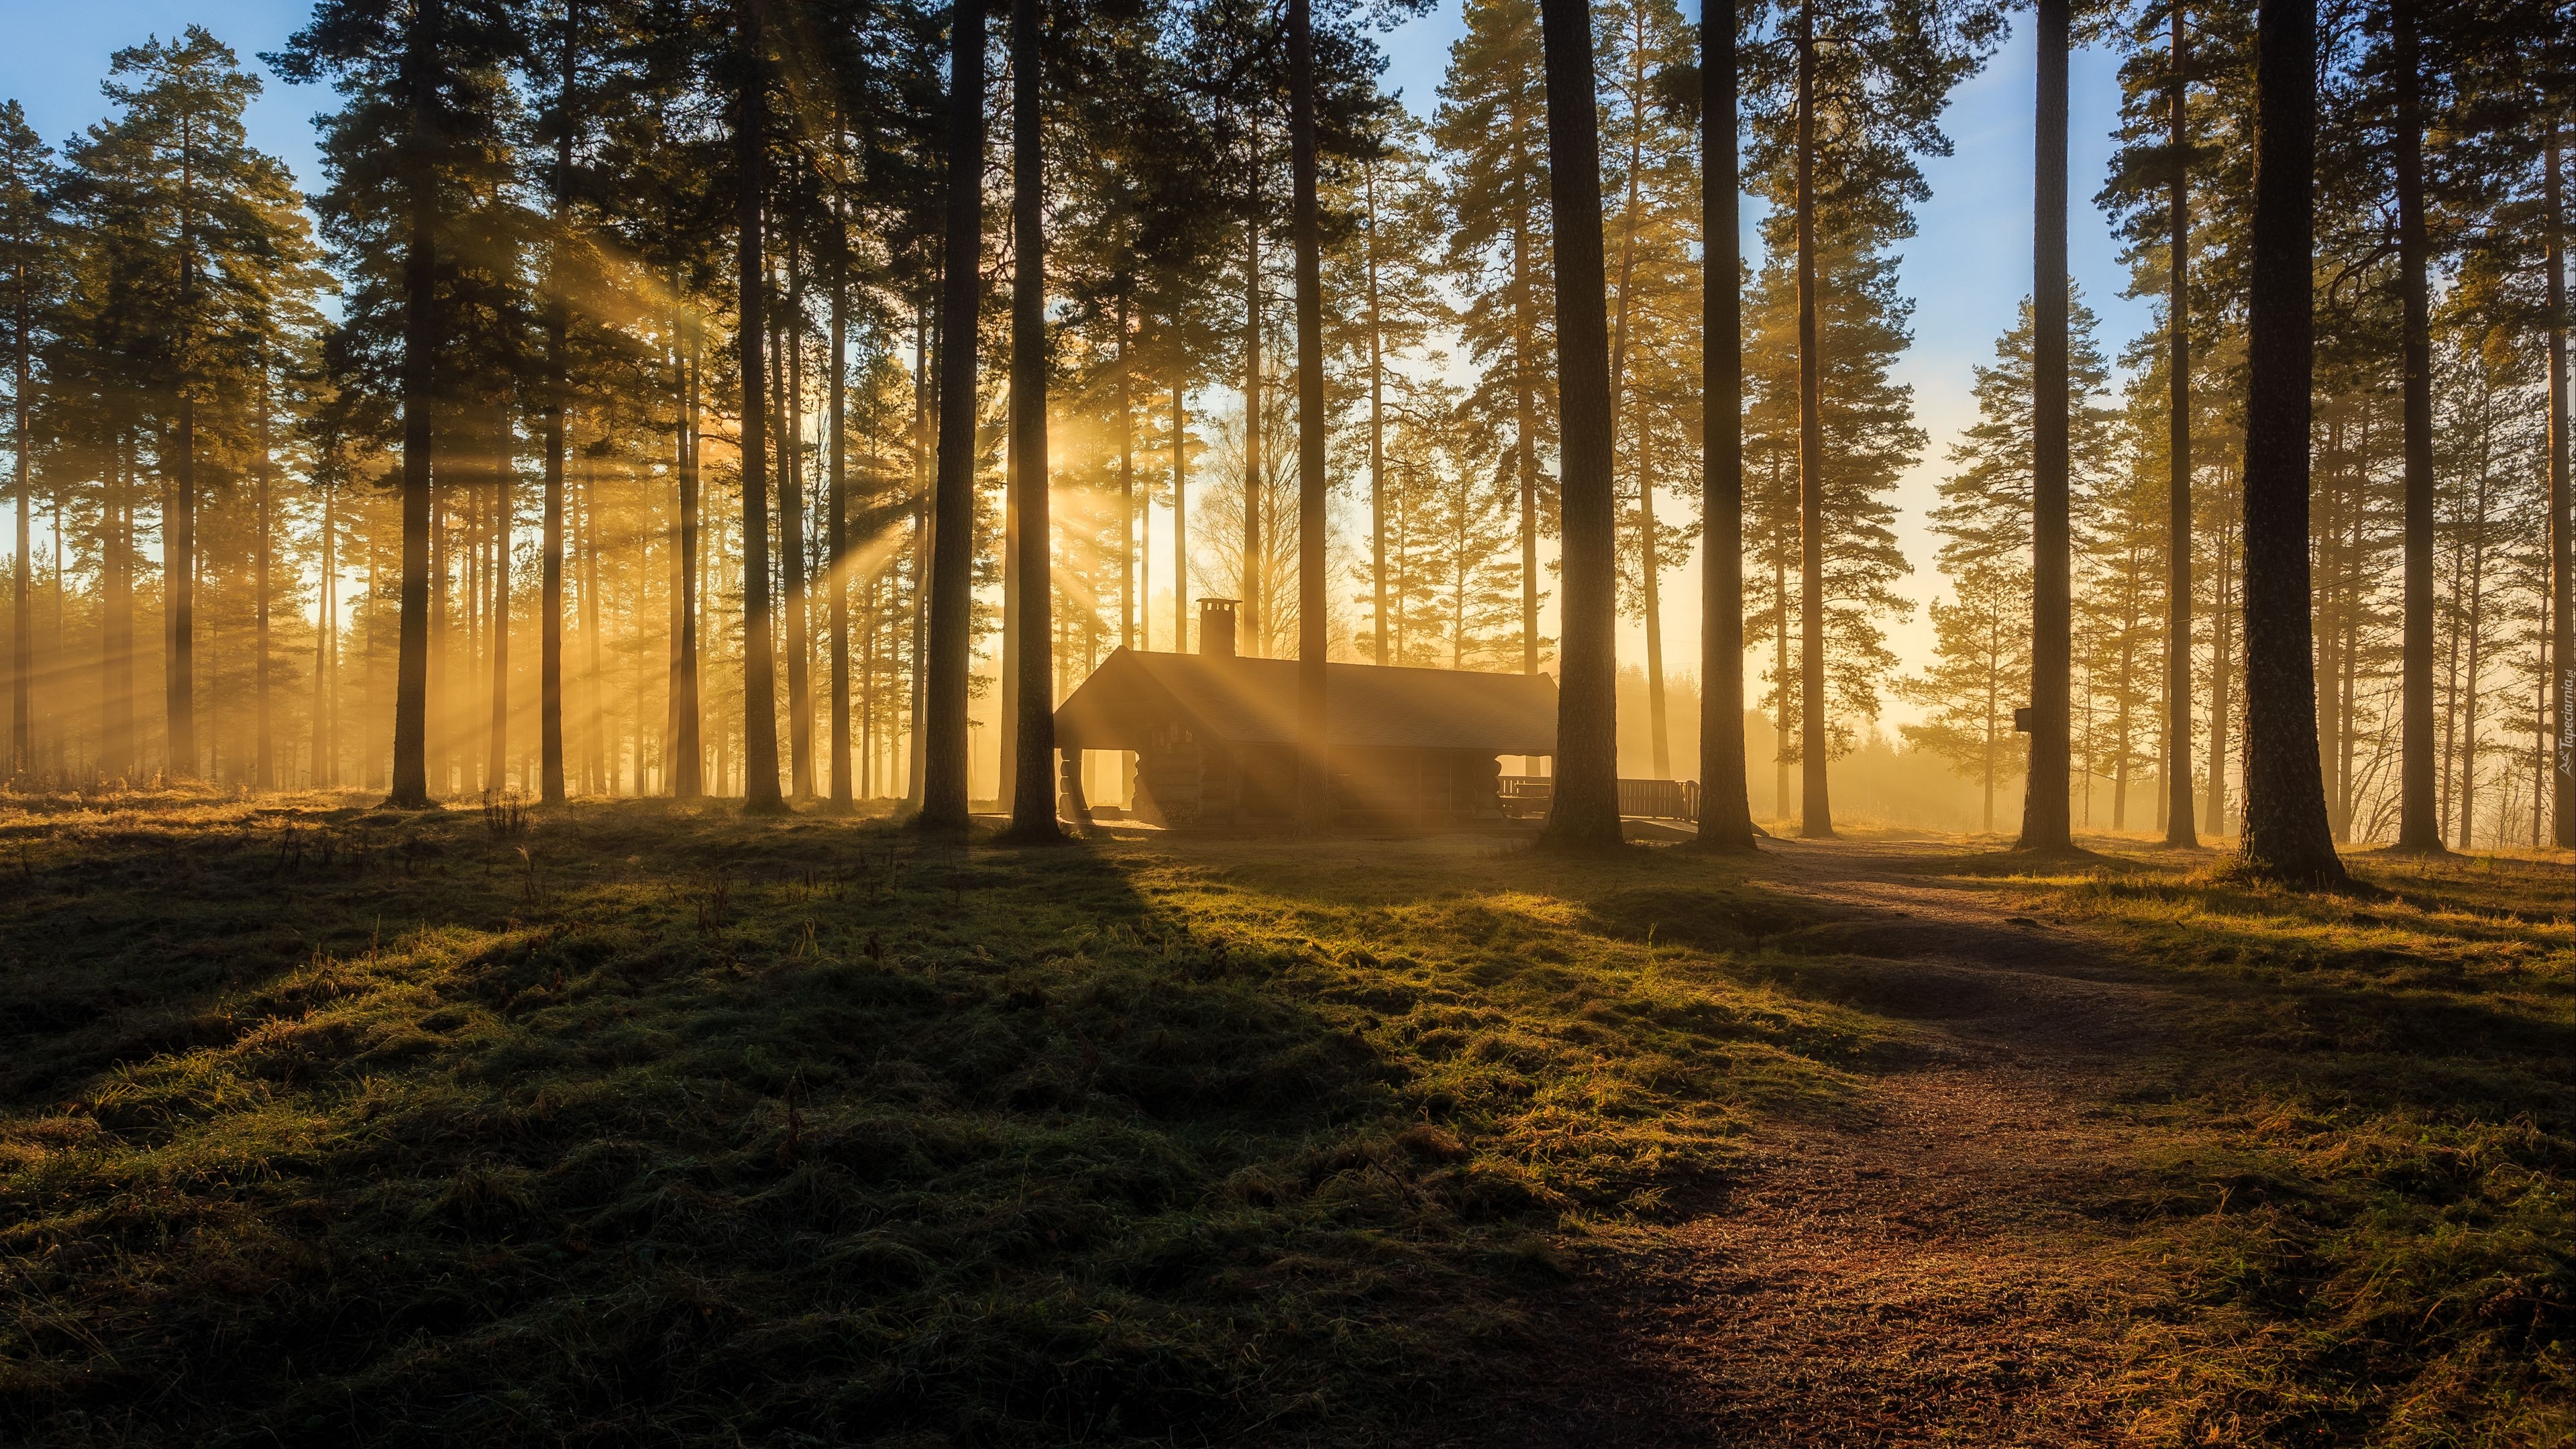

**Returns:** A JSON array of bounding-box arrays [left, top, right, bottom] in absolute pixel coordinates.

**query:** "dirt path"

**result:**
[[1496, 838, 2194, 1447]]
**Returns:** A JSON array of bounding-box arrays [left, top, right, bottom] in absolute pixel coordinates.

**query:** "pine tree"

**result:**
[[918, 0, 986, 833], [2234, 0, 2346, 886], [1742, 0, 1999, 834], [1598, 0, 1697, 780], [0, 105, 60, 777], [1535, 0, 1624, 853], [73, 30, 319, 780], [1693, 0, 1759, 851], [1322, 115, 1445, 667], [1434, 0, 1555, 674], [1741, 238, 1920, 814], [1899, 564, 2027, 831], [276, 0, 521, 807], [1909, 292, 2113, 833]]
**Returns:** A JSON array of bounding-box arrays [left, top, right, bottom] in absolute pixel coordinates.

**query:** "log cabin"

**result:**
[[1053, 599, 1558, 830]]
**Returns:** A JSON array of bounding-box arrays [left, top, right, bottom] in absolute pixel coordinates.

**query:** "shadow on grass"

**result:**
[[0, 798, 1875, 1448]]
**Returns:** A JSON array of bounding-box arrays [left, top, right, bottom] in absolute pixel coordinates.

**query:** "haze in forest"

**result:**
[[0, 0, 2567, 851]]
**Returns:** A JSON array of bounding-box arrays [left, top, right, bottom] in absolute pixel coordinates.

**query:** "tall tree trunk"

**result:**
[[540, 366, 566, 798], [783, 242, 812, 801], [2315, 419, 2345, 835], [255, 363, 274, 790], [906, 304, 930, 807], [735, 0, 786, 816], [927, 25, 983, 835], [539, 0, 574, 804], [2203, 504, 2234, 833], [1289, 0, 1329, 830], [1534, 0, 1622, 853], [2020, 0, 2073, 851], [168, 133, 197, 781], [2546, 127, 2571, 848], [432, 471, 450, 788], [1774, 543, 1788, 816], [1242, 144, 1264, 653], [1694, 0, 1757, 851], [10, 273, 27, 775], [1366, 160, 1388, 665], [2235, 0, 2345, 886], [2164, 0, 2196, 847], [1003, 0, 1061, 843], [101, 442, 124, 778], [1118, 290, 1136, 652], [1514, 209, 1540, 674], [387, 0, 442, 808], [1172, 370, 1189, 651], [1605, 14, 1665, 781], [170, 427, 195, 776], [315, 482, 335, 786], [579, 449, 604, 792], [1639, 429, 1668, 777], [2457, 472, 2487, 849], [2392, 0, 2443, 851], [1794, 0, 1831, 837], [674, 323, 704, 796], [488, 409, 511, 796], [2112, 625, 2136, 830], [916, 137, 963, 806], [829, 244, 853, 810]]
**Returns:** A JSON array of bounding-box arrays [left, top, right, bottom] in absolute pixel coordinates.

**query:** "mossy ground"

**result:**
[[1990, 838, 2573, 1448], [0, 796, 2566, 1446], [0, 792, 1868, 1447]]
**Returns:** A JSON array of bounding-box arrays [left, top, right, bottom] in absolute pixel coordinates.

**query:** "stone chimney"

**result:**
[[1198, 598, 1238, 659]]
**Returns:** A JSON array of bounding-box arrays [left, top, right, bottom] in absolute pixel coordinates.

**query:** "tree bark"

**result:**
[[2164, 1, 2196, 847], [828, 239, 852, 809], [2235, 0, 2346, 886], [1366, 160, 1388, 666], [1693, 0, 1757, 851], [168, 126, 197, 781], [1514, 208, 1540, 674], [1289, 0, 1329, 830], [2392, 0, 2444, 851], [579, 449, 604, 791], [1535, 0, 1623, 852], [2019, 0, 2072, 851], [906, 303, 930, 807], [539, 0, 574, 804], [1794, 0, 1831, 837], [9, 256, 27, 775], [920, 0, 983, 830], [782, 243, 812, 801], [255, 363, 274, 790], [387, 0, 443, 808], [2546, 127, 2571, 848], [1002, 0, 1061, 843], [488, 407, 511, 796], [1172, 370, 1189, 651], [1242, 139, 1264, 653], [1118, 290, 1136, 653], [735, 0, 786, 815], [673, 320, 704, 796]]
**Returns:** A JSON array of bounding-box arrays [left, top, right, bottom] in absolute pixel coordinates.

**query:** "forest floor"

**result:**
[[0, 790, 2566, 1447]]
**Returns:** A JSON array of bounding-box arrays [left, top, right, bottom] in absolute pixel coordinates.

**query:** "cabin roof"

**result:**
[[1055, 648, 1558, 755]]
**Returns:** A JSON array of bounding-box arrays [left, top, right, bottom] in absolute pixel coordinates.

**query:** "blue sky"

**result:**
[[7, 1, 2154, 729]]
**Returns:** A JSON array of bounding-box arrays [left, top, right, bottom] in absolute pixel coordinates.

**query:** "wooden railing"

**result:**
[[1497, 777, 1701, 822]]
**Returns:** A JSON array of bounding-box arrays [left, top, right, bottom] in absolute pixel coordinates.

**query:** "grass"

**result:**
[[0, 793, 1873, 1447], [5, 796, 2567, 1446], [1988, 839, 2575, 1448]]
